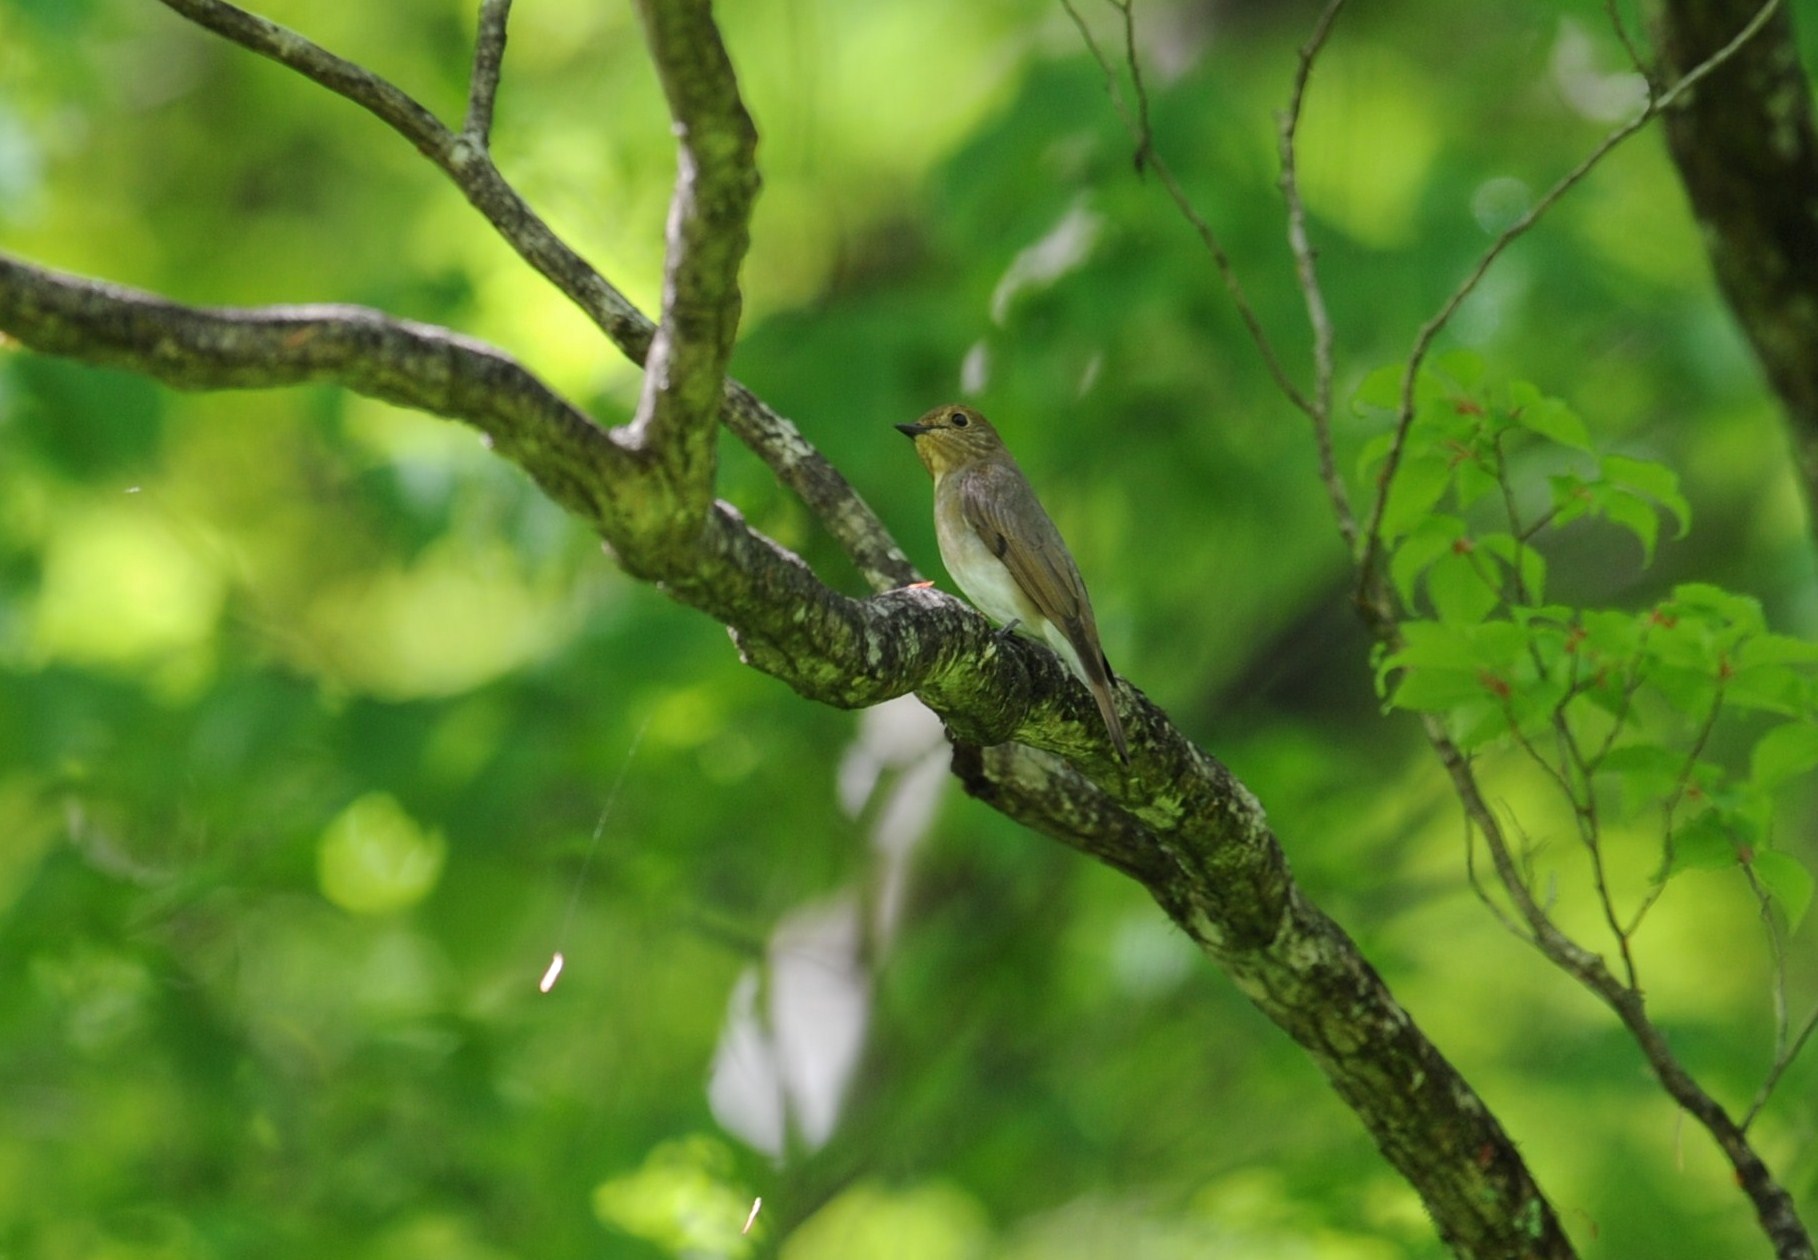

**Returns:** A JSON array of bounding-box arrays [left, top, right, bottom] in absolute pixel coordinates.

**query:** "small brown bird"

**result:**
[[896, 403, 1129, 759]]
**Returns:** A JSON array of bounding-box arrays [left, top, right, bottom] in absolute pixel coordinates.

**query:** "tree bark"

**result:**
[[1655, 0, 1818, 529]]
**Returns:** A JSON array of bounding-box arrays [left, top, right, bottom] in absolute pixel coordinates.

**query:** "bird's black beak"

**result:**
[[895, 422, 929, 439]]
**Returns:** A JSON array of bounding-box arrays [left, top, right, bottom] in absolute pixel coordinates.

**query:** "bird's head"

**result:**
[[895, 404, 1006, 477]]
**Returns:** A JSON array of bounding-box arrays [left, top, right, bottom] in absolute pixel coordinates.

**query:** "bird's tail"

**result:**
[[1086, 665, 1129, 762]]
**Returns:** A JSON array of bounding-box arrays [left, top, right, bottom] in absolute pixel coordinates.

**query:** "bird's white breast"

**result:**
[[935, 505, 1031, 628]]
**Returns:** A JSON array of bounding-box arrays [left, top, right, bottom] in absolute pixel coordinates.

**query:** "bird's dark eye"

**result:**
[[949, 412, 969, 427]]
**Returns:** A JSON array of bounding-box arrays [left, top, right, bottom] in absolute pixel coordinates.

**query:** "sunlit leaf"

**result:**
[[1752, 850, 1815, 931], [1388, 667, 1494, 713], [1433, 348, 1486, 389], [1669, 811, 1737, 874], [1737, 632, 1818, 668], [1355, 362, 1407, 411], [1426, 550, 1500, 623], [1389, 515, 1466, 605], [1517, 395, 1592, 451], [1599, 742, 1685, 812], [1478, 533, 1546, 604], [1749, 722, 1818, 791], [1602, 488, 1660, 564], [1379, 452, 1454, 543], [1603, 454, 1691, 538]]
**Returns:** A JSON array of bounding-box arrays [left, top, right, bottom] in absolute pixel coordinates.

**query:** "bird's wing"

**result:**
[[957, 460, 1091, 632]]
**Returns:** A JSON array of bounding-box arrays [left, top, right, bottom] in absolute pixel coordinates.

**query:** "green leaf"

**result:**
[[1434, 348, 1486, 389], [1355, 430, 1396, 481], [1388, 668, 1495, 713], [1648, 662, 1720, 719], [1453, 698, 1516, 750], [1603, 488, 1661, 564], [1752, 850, 1814, 931], [1453, 456, 1502, 510], [1426, 551, 1501, 623], [1749, 721, 1818, 791], [1389, 516, 1466, 606], [1737, 632, 1818, 669], [1355, 363, 1407, 411], [1548, 474, 1596, 528], [1669, 583, 1765, 636], [1379, 453, 1455, 544], [1603, 454, 1691, 538], [1726, 657, 1809, 715], [1580, 609, 1642, 659], [1599, 743, 1685, 811], [1478, 534, 1546, 604], [1518, 396, 1592, 451], [1669, 811, 1737, 874]]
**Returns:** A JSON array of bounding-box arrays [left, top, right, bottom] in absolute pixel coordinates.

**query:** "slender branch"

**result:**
[[1356, 0, 1785, 603], [1737, 851, 1818, 1136], [628, 0, 761, 546], [1606, 0, 1653, 80], [1278, 0, 1354, 550], [1747, 1002, 1818, 1129], [1108, 0, 1153, 168], [463, 0, 513, 145], [1624, 684, 1725, 936], [153, 0, 914, 593]]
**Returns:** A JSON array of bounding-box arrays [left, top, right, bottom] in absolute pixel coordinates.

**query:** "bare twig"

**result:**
[[1739, 858, 1818, 1132], [1057, 0, 1315, 421], [1625, 683, 1725, 936], [1606, 0, 1654, 80], [1356, 0, 1786, 602], [463, 0, 514, 145], [1278, 0, 1353, 548], [1108, 0, 1153, 168], [1747, 1002, 1818, 1130]]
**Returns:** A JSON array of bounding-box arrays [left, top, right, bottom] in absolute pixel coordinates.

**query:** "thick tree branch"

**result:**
[[628, 0, 761, 552], [1655, 0, 1818, 534], [154, 0, 913, 593], [1, 250, 1566, 1259], [0, 254, 639, 526]]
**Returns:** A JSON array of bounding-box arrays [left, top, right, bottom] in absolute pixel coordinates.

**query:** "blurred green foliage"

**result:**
[[2, 0, 1815, 1257]]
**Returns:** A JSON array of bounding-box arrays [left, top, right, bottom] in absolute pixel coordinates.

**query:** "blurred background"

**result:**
[[2, 0, 1815, 1255]]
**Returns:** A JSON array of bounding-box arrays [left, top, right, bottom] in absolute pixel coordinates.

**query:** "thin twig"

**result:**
[[464, 0, 514, 145], [1463, 812, 1533, 944], [1606, 0, 1653, 80], [1625, 682, 1725, 936], [1278, 0, 1354, 549], [1108, 0, 1154, 169], [1746, 1001, 1818, 1130], [1057, 0, 1315, 420]]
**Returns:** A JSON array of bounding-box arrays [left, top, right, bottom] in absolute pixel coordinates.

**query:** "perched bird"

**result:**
[[896, 403, 1129, 760]]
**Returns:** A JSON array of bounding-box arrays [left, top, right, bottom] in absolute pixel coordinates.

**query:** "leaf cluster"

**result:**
[[1364, 354, 1815, 930]]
